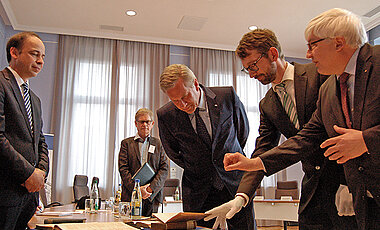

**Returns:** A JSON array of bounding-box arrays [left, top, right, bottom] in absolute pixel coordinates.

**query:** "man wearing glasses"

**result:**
[[118, 108, 169, 217], [206, 28, 357, 229], [212, 8, 379, 230]]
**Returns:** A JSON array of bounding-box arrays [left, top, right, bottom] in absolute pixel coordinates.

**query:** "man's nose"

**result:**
[[306, 49, 312, 59]]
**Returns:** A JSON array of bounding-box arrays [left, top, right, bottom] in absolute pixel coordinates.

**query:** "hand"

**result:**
[[321, 125, 368, 164], [140, 184, 152, 199], [204, 196, 245, 229], [335, 185, 355, 216], [224, 152, 264, 172], [23, 168, 45, 193]]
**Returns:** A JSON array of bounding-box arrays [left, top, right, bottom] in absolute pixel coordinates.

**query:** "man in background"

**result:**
[[119, 108, 169, 216], [206, 28, 357, 229], [222, 8, 379, 230], [157, 64, 256, 229], [0, 32, 49, 229]]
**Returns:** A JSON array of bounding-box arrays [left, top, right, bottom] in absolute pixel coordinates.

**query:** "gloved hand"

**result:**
[[335, 185, 355, 216], [204, 196, 245, 229]]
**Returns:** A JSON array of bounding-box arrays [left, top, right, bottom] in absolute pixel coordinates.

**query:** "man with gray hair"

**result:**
[[221, 8, 379, 230], [157, 64, 256, 229]]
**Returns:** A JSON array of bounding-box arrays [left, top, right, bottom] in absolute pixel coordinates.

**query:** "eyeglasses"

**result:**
[[137, 120, 153, 125], [307, 38, 327, 51], [241, 53, 264, 74]]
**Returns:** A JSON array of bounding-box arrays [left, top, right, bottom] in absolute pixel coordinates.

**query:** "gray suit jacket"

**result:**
[[118, 136, 169, 203], [259, 44, 380, 229], [0, 68, 49, 206], [237, 63, 341, 215], [157, 85, 249, 211]]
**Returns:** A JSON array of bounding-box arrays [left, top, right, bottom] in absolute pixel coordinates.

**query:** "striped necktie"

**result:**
[[22, 83, 33, 133], [276, 82, 299, 129]]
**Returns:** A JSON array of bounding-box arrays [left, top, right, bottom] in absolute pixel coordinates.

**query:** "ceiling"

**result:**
[[1, 0, 379, 58]]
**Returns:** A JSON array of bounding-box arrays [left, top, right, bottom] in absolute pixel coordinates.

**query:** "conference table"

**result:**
[[29, 203, 210, 229]]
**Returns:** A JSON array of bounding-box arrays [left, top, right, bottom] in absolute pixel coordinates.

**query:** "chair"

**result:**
[[162, 179, 180, 212], [275, 180, 299, 200], [275, 180, 299, 230], [73, 175, 89, 202]]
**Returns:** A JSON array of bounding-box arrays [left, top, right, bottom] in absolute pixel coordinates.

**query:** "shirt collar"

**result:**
[[344, 48, 359, 76], [271, 62, 294, 89], [198, 87, 207, 111], [134, 133, 150, 142], [7, 66, 28, 87]]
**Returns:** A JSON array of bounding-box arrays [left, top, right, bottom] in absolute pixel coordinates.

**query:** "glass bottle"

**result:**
[[131, 179, 142, 217]]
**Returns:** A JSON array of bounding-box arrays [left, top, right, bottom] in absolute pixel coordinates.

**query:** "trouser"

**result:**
[[0, 192, 38, 230]]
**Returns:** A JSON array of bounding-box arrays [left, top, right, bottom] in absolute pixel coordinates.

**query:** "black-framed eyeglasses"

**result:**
[[307, 38, 327, 51], [137, 120, 153, 125], [241, 53, 264, 74]]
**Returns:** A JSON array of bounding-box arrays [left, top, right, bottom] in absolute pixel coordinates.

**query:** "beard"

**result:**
[[256, 61, 277, 85]]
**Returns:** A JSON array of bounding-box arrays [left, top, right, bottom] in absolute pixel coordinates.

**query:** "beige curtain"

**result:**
[[52, 35, 169, 204]]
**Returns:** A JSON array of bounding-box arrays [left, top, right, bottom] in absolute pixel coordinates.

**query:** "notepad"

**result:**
[[131, 162, 155, 185]]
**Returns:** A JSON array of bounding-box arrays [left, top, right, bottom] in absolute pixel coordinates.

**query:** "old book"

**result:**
[[53, 222, 138, 229], [150, 220, 197, 229], [153, 212, 208, 223]]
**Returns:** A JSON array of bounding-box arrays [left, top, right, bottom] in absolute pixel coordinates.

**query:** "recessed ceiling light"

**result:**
[[248, 25, 258, 31], [126, 10, 137, 16]]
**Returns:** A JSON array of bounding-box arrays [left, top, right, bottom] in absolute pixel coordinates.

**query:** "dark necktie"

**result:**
[[22, 83, 33, 133], [339, 73, 352, 129], [194, 108, 211, 147]]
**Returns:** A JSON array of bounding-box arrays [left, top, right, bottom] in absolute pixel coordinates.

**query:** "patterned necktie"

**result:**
[[194, 108, 212, 147], [22, 83, 33, 133], [339, 72, 352, 128], [276, 83, 299, 129]]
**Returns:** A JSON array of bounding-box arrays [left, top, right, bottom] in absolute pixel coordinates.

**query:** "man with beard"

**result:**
[[205, 29, 357, 229]]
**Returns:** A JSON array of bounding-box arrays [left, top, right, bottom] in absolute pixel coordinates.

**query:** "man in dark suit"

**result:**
[[0, 32, 49, 229], [206, 28, 357, 229], [157, 64, 256, 229], [223, 8, 379, 230], [119, 108, 169, 216]]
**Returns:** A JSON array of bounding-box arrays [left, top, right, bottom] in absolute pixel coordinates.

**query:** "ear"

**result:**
[[268, 47, 279, 62], [193, 78, 199, 90], [334, 37, 345, 51], [135, 120, 138, 128], [9, 47, 19, 60]]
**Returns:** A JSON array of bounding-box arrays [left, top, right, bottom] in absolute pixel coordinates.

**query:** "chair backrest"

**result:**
[[163, 178, 180, 200], [275, 180, 299, 200], [73, 175, 89, 202]]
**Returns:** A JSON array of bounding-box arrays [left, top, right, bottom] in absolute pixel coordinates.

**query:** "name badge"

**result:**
[[148, 145, 156, 153]]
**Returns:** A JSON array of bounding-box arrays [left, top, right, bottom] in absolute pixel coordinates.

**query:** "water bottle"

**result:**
[[114, 183, 122, 213], [174, 186, 180, 201], [131, 179, 142, 217], [90, 180, 99, 213]]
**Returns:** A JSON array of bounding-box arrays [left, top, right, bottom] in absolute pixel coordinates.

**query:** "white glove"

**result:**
[[335, 185, 355, 216], [204, 196, 245, 229]]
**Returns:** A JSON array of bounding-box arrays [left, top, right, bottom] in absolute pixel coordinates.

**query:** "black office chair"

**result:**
[[73, 175, 89, 203]]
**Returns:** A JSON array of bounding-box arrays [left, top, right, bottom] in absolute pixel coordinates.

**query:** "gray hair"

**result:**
[[160, 64, 196, 93], [305, 8, 367, 48], [135, 108, 153, 121]]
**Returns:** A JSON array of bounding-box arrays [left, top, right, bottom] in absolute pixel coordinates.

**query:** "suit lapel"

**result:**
[[6, 69, 33, 136], [132, 139, 142, 166], [353, 44, 371, 129], [202, 85, 219, 142], [294, 65, 307, 127]]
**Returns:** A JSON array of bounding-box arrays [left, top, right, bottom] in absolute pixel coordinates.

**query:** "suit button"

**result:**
[[358, 166, 364, 172], [315, 166, 320, 170]]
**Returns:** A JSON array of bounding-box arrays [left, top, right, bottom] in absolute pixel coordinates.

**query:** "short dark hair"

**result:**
[[6, 31, 42, 63], [236, 29, 284, 59]]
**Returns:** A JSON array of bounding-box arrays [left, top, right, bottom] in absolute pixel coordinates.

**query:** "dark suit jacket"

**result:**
[[0, 68, 49, 206], [118, 136, 169, 204], [157, 85, 249, 211], [259, 44, 380, 229], [237, 63, 343, 215]]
